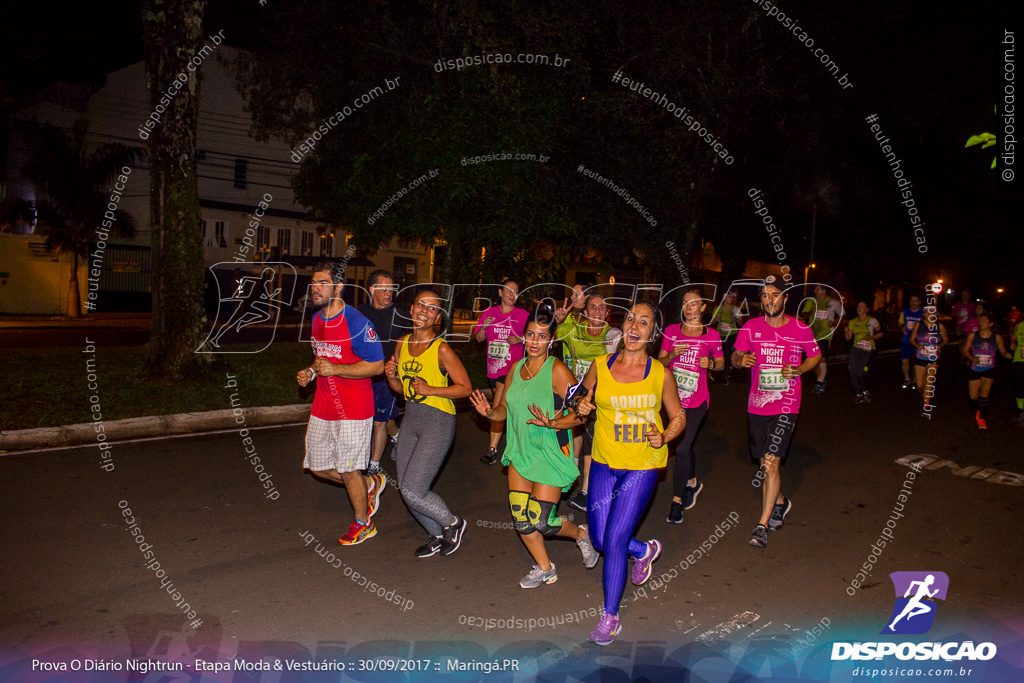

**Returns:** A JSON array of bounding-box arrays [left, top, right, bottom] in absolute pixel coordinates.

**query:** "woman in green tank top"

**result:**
[[470, 309, 600, 589]]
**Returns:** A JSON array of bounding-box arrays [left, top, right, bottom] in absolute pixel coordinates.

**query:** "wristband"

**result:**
[[308, 367, 317, 378]]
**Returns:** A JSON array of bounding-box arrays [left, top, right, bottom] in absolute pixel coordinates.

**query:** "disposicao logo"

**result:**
[[882, 571, 948, 635], [831, 571, 997, 662]]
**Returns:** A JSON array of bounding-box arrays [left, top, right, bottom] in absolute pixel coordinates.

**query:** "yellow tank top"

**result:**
[[397, 337, 455, 415], [592, 353, 667, 470]]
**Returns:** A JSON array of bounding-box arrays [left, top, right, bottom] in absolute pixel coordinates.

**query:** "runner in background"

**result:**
[[909, 308, 948, 413], [844, 301, 883, 404], [734, 276, 821, 549], [469, 309, 598, 589], [898, 294, 925, 389], [951, 289, 975, 341], [473, 279, 528, 465], [1011, 314, 1024, 421], [554, 293, 623, 512], [709, 289, 743, 384], [961, 311, 1011, 430], [357, 269, 407, 476], [658, 287, 723, 523], [799, 285, 841, 394]]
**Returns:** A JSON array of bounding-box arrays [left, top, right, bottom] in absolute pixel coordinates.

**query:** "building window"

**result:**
[[276, 228, 291, 254], [202, 219, 210, 245], [301, 231, 313, 256], [234, 159, 248, 189], [215, 221, 228, 248], [319, 233, 333, 257]]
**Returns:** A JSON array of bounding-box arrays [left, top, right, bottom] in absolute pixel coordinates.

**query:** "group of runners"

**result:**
[[296, 261, 839, 645], [897, 288, 1023, 428]]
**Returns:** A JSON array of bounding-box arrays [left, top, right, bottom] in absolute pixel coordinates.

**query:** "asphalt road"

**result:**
[[1, 354, 1021, 681]]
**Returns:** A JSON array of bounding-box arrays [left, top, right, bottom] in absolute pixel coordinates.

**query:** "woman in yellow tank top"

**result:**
[[385, 290, 473, 558], [530, 302, 686, 645]]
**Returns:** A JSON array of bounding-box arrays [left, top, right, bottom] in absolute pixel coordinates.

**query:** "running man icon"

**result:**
[[882, 571, 949, 635]]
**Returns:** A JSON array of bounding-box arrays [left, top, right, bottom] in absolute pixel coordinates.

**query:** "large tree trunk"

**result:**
[[142, 0, 208, 379]]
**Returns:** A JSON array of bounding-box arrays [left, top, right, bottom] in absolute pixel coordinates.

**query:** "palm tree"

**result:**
[[19, 121, 140, 317]]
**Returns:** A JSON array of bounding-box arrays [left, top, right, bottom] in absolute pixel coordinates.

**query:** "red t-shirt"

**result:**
[[310, 306, 384, 421]]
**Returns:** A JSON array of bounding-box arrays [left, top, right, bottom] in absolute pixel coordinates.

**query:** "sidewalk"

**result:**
[[0, 312, 153, 329]]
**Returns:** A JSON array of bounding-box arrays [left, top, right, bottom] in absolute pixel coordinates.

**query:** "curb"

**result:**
[[0, 390, 494, 453], [0, 405, 312, 452]]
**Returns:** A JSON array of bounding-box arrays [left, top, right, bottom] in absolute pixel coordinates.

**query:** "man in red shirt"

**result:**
[[297, 262, 385, 545]]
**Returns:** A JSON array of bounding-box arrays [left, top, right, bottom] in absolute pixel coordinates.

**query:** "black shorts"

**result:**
[[748, 413, 798, 462], [817, 338, 831, 358], [968, 368, 995, 382], [487, 375, 508, 390], [913, 356, 938, 367]]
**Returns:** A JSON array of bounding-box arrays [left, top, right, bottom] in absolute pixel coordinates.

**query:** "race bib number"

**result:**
[[814, 310, 828, 321], [975, 354, 994, 367], [758, 367, 788, 391], [922, 345, 937, 358], [856, 339, 873, 351], [673, 367, 699, 395], [718, 322, 731, 335], [958, 310, 968, 322], [487, 340, 510, 361], [574, 358, 593, 381]]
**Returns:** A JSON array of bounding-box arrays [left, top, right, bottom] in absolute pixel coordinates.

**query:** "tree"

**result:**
[[19, 121, 138, 317], [141, 0, 207, 378]]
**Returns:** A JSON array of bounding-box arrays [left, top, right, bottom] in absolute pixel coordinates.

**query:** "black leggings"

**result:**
[[672, 402, 708, 499]]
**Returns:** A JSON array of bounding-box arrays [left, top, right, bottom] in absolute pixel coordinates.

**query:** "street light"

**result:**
[[803, 263, 816, 299]]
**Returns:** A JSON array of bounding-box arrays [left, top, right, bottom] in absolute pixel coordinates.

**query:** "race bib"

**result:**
[[758, 367, 788, 391], [856, 339, 873, 351], [814, 310, 828, 320], [959, 310, 968, 321], [673, 367, 699, 395], [718, 322, 731, 335], [574, 358, 593, 381], [488, 340, 510, 361], [975, 354, 994, 367], [922, 345, 937, 358]]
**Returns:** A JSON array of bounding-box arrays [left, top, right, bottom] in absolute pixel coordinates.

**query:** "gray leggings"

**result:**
[[395, 402, 457, 536]]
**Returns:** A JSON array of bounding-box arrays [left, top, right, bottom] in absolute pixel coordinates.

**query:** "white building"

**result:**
[[1, 46, 433, 314]]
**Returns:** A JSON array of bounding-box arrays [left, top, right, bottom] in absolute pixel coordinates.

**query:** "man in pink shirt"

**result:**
[[732, 276, 822, 549]]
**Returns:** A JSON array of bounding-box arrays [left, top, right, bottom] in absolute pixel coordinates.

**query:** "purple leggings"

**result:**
[[587, 460, 659, 615]]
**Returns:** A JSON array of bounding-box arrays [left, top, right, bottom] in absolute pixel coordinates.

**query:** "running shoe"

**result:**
[[339, 519, 376, 546], [389, 430, 399, 460], [748, 524, 768, 548], [589, 614, 622, 646], [862, 390, 872, 404], [630, 539, 662, 586], [440, 516, 467, 556], [1013, 409, 1024, 422], [519, 563, 558, 588], [666, 501, 684, 524], [415, 535, 442, 558], [814, 381, 826, 395], [480, 448, 500, 465], [682, 480, 704, 510], [366, 473, 386, 519], [576, 524, 599, 569], [854, 393, 865, 405], [977, 417, 988, 430], [568, 489, 588, 511], [768, 497, 792, 531]]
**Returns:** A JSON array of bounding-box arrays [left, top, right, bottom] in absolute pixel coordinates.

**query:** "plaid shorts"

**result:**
[[303, 416, 373, 473]]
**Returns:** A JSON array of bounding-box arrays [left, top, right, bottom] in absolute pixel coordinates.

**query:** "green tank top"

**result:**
[[1014, 323, 1024, 363], [502, 357, 579, 490]]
